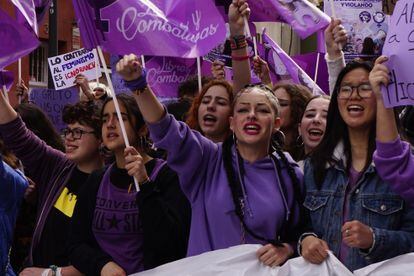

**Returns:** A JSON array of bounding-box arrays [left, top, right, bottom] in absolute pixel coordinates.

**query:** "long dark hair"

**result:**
[[16, 103, 65, 152], [222, 86, 303, 245], [310, 60, 376, 187]]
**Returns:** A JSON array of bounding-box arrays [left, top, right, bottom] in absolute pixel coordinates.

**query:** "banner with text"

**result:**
[[29, 87, 79, 131], [381, 0, 414, 107], [48, 48, 101, 90], [324, 0, 388, 60]]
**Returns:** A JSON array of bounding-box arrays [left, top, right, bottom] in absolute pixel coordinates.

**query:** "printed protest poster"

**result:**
[[381, 0, 414, 108], [29, 87, 79, 131], [111, 55, 197, 101], [48, 48, 101, 90], [324, 0, 388, 60]]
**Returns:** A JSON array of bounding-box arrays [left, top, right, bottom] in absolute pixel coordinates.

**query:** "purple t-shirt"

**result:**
[[339, 166, 362, 262], [92, 165, 144, 274]]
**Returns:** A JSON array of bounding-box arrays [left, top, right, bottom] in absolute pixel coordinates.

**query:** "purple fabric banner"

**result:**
[[34, 0, 51, 24], [262, 32, 325, 94], [292, 52, 329, 94], [29, 87, 79, 131], [11, 0, 38, 35], [381, 0, 414, 107], [72, 0, 226, 58], [215, 0, 329, 39], [111, 55, 197, 100], [0, 7, 39, 70], [0, 71, 14, 91]]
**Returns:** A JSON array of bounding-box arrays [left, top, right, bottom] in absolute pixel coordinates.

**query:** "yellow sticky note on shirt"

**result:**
[[54, 187, 77, 217]]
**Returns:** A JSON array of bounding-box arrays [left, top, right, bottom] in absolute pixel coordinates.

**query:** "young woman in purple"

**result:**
[[115, 52, 306, 267], [68, 94, 190, 276], [370, 56, 414, 206]]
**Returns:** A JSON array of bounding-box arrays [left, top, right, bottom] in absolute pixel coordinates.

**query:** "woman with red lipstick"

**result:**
[[68, 94, 191, 276], [115, 49, 307, 267], [186, 80, 234, 143], [299, 59, 414, 270]]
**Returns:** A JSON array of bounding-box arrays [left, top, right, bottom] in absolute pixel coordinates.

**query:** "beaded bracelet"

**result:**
[[230, 35, 247, 50]]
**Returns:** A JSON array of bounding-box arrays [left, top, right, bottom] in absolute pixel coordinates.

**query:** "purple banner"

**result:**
[[29, 87, 79, 131], [0, 71, 14, 91], [111, 55, 197, 100], [381, 0, 414, 107], [73, 0, 226, 58], [292, 52, 329, 94], [262, 32, 325, 95], [11, 0, 38, 35], [0, 7, 39, 70]]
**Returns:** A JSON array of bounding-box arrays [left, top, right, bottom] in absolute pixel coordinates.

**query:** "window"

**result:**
[[29, 42, 48, 87]]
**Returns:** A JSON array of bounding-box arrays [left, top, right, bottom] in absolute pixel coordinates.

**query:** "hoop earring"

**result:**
[[275, 130, 286, 146], [232, 132, 237, 145], [296, 135, 304, 146]]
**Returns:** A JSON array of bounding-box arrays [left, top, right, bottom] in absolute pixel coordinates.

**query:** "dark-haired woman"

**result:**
[[186, 79, 233, 143], [300, 59, 414, 270], [68, 94, 191, 275], [116, 51, 306, 267], [0, 95, 103, 276]]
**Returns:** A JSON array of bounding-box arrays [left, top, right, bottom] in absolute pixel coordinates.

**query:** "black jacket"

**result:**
[[68, 161, 191, 275]]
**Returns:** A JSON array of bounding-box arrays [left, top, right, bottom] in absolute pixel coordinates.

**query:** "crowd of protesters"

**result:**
[[2, 1, 414, 276]]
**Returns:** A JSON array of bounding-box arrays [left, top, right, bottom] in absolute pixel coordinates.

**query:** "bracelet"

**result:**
[[230, 35, 247, 50], [132, 85, 149, 96], [49, 265, 58, 276], [123, 69, 147, 92], [139, 176, 151, 186], [231, 55, 249, 61]]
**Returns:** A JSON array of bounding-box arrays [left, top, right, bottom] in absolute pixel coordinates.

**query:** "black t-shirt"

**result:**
[[33, 167, 90, 267]]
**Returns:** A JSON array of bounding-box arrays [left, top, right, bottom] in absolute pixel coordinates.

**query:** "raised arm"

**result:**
[[370, 56, 414, 205], [324, 18, 347, 93], [229, 0, 251, 93]]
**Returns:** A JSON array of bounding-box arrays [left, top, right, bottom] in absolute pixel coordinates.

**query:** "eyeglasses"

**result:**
[[338, 83, 373, 99], [62, 128, 95, 140]]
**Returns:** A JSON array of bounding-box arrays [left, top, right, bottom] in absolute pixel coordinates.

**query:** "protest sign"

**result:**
[[48, 48, 101, 90], [381, 0, 414, 107], [29, 87, 79, 131], [73, 0, 226, 58], [324, 0, 388, 61], [111, 55, 197, 100]]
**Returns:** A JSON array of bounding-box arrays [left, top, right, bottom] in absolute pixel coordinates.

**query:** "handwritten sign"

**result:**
[[382, 0, 414, 107], [48, 48, 101, 90], [29, 87, 79, 131]]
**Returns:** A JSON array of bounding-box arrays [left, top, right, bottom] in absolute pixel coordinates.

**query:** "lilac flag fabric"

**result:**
[[292, 52, 329, 94], [11, 0, 39, 35], [262, 32, 324, 95], [0, 7, 39, 70], [34, 0, 51, 24], [215, 0, 329, 39], [72, 0, 226, 58], [381, 0, 414, 107], [0, 71, 14, 91], [111, 55, 197, 99]]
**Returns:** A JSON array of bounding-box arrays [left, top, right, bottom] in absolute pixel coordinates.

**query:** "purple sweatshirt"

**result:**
[[0, 117, 75, 264], [148, 113, 303, 256], [374, 137, 414, 206]]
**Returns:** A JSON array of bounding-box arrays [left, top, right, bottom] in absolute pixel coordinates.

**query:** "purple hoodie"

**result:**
[[148, 113, 303, 256], [374, 137, 414, 206]]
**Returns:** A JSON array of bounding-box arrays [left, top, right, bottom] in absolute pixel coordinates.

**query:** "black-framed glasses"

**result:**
[[338, 83, 373, 99], [62, 128, 95, 140]]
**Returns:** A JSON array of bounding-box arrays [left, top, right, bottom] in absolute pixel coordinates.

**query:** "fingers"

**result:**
[[257, 244, 288, 267], [375, 55, 389, 66], [301, 236, 329, 264]]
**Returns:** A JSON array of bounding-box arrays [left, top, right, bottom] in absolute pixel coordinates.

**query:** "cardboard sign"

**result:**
[[48, 48, 101, 90], [382, 0, 414, 107]]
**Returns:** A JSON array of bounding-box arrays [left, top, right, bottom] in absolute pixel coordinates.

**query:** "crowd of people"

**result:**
[[1, 1, 414, 275]]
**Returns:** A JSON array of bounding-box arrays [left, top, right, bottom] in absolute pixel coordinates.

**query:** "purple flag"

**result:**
[[0, 71, 14, 91], [111, 55, 197, 100], [381, 0, 414, 107], [72, 0, 226, 58], [0, 7, 39, 70], [215, 0, 329, 39], [34, 0, 51, 24], [262, 31, 324, 95], [292, 52, 329, 94], [11, 0, 39, 35]]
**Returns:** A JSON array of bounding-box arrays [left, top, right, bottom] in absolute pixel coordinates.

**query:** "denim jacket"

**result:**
[[303, 143, 414, 271]]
